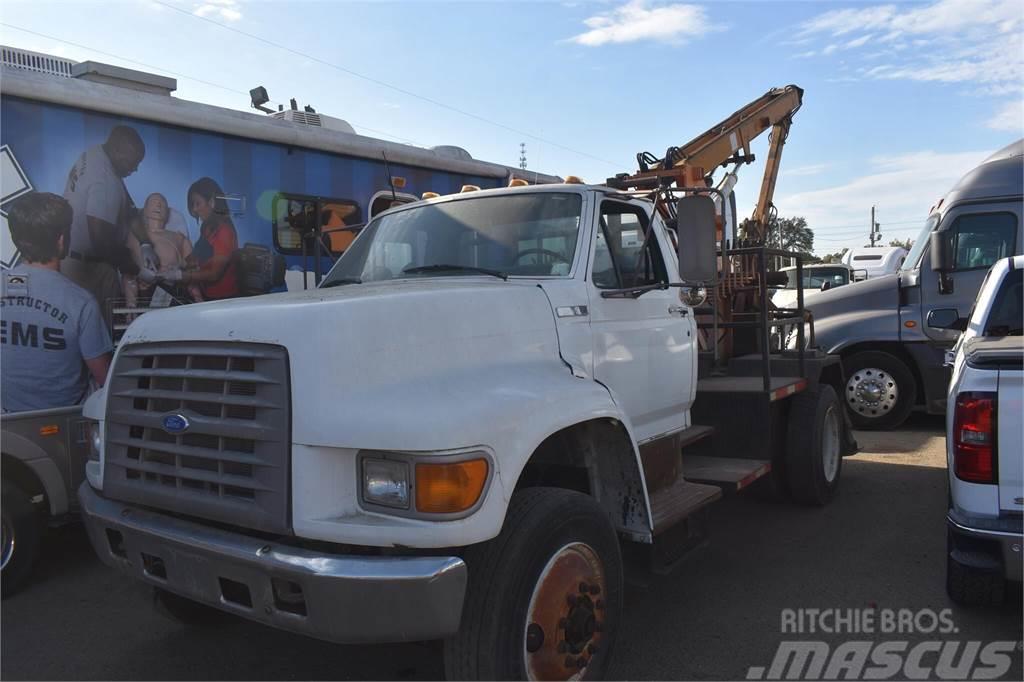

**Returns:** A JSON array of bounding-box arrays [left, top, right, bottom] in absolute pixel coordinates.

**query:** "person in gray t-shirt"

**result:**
[[2, 192, 113, 413]]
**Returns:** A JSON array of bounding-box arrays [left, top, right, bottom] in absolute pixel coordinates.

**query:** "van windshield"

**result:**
[[901, 214, 939, 272], [782, 267, 849, 289], [321, 192, 583, 285]]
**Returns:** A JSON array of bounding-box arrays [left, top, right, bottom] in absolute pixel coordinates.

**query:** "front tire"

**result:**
[[843, 351, 916, 430], [1, 481, 42, 597], [786, 385, 843, 506], [444, 487, 623, 680]]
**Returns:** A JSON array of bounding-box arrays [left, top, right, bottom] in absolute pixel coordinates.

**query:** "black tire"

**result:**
[[786, 385, 843, 506], [1, 481, 42, 598], [153, 587, 238, 625], [444, 487, 623, 681], [842, 351, 916, 430], [946, 531, 1005, 606]]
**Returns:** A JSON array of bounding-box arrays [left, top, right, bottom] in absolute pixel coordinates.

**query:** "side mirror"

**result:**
[[929, 231, 951, 272], [927, 308, 967, 332], [675, 195, 717, 283], [820, 281, 832, 292]]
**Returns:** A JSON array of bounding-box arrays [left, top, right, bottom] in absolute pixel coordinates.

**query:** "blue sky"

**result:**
[[2, 0, 1021, 253]]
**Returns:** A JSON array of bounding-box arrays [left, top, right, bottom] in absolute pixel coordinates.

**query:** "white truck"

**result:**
[[930, 255, 1023, 604]]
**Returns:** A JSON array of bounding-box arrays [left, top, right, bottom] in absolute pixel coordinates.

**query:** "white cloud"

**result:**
[[784, 163, 830, 178], [568, 1, 719, 47], [987, 100, 1024, 133], [777, 149, 991, 249], [194, 0, 242, 22]]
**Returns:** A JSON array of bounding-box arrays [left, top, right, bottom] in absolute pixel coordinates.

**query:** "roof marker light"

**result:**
[[460, 185, 481, 193], [564, 175, 584, 184]]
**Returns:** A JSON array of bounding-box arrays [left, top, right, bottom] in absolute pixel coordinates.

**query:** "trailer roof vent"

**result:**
[[271, 109, 356, 135], [71, 61, 176, 96], [1, 45, 75, 78], [431, 145, 473, 161]]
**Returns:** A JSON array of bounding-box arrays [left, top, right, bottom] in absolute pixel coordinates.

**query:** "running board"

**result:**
[[649, 477, 722, 536], [682, 456, 771, 492]]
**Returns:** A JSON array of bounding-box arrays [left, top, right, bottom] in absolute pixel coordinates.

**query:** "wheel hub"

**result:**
[[1, 512, 13, 572], [523, 543, 605, 680], [846, 368, 898, 417]]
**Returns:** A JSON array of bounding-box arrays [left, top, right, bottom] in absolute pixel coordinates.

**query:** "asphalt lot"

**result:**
[[3, 414, 1021, 680]]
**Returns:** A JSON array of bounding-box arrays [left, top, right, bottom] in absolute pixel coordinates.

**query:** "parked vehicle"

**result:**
[[841, 245, 907, 280], [771, 263, 856, 309], [929, 255, 1022, 604], [1, 406, 93, 595], [75, 86, 859, 679], [805, 140, 1023, 429]]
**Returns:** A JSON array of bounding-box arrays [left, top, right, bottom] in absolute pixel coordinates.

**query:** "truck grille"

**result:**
[[103, 342, 291, 534]]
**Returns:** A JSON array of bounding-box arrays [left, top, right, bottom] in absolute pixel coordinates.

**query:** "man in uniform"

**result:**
[[1, 192, 113, 412], [61, 125, 151, 325]]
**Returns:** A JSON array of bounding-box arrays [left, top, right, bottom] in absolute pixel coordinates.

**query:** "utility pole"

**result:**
[[869, 205, 878, 246], [519, 143, 527, 170]]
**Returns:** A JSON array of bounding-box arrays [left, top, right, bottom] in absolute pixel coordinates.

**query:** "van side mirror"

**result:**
[[927, 308, 967, 332], [675, 195, 717, 283], [929, 231, 954, 294], [820, 281, 832, 292]]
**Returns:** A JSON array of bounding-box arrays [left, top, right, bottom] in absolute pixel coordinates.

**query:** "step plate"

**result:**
[[649, 478, 722, 536], [682, 456, 771, 491]]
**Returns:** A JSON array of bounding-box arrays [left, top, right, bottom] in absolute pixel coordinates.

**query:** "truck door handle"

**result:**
[[668, 305, 689, 317]]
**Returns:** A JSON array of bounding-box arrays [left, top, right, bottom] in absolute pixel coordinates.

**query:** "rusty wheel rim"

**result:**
[[523, 542, 606, 681]]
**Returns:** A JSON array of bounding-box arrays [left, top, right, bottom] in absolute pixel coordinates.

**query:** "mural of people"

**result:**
[[60, 125, 147, 326], [1, 192, 113, 412], [180, 177, 240, 300], [123, 193, 203, 308]]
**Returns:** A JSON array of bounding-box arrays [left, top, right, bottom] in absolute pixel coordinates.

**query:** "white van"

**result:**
[[842, 246, 908, 280]]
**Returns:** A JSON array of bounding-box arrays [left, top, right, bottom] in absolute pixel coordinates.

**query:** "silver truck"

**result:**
[[806, 140, 1023, 429], [1, 406, 94, 595], [930, 254, 1023, 604]]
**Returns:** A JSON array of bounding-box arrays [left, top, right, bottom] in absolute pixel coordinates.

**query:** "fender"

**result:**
[[289, 360, 651, 548], [1, 418, 72, 517], [814, 308, 902, 355]]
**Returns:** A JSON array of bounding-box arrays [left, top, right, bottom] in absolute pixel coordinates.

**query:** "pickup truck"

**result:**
[[1, 406, 94, 595], [77, 183, 856, 679], [930, 254, 1023, 604]]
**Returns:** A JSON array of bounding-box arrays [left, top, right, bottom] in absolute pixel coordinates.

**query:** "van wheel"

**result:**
[[444, 487, 622, 681], [946, 531, 1005, 606], [153, 588, 238, 625], [1, 481, 42, 598], [843, 351, 916, 430], [786, 385, 842, 506]]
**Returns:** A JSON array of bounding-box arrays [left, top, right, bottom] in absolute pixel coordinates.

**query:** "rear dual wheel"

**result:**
[[445, 487, 622, 680]]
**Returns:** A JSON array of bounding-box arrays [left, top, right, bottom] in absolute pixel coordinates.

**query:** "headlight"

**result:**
[[680, 286, 707, 307], [87, 421, 102, 462], [361, 458, 410, 509]]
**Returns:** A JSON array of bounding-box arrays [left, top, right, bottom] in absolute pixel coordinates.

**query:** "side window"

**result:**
[[273, 195, 361, 255], [591, 202, 667, 289], [950, 213, 1017, 271]]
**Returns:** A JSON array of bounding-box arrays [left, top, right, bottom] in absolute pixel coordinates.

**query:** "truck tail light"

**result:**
[[953, 392, 996, 484]]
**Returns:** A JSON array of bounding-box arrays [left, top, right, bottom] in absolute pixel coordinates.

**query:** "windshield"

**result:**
[[984, 268, 1023, 336], [321, 192, 583, 285], [782, 267, 849, 289], [900, 214, 939, 272]]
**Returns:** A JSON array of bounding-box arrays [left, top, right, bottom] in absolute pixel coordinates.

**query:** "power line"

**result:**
[[0, 23, 424, 146], [151, 0, 621, 169]]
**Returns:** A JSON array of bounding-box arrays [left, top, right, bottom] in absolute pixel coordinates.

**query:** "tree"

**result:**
[[889, 238, 913, 250], [771, 216, 814, 254]]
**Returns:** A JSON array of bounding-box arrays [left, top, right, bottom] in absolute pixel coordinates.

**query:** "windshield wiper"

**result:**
[[402, 264, 509, 281], [320, 277, 362, 288]]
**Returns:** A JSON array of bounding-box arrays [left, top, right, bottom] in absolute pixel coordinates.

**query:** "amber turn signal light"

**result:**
[[415, 458, 489, 514]]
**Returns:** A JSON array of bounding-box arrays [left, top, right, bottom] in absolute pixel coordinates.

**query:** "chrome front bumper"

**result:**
[[79, 484, 467, 643], [947, 509, 1023, 582]]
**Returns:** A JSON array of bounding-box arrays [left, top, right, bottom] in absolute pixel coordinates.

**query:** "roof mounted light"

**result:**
[[249, 86, 273, 114], [460, 185, 481, 193], [564, 175, 584, 184], [422, 191, 440, 199], [508, 178, 529, 187]]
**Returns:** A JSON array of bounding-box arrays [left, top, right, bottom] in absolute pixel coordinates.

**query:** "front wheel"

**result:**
[[842, 351, 917, 430], [444, 487, 623, 680], [1, 481, 42, 598]]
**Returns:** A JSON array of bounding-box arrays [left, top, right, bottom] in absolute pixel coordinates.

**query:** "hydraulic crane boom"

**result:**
[[606, 84, 802, 242]]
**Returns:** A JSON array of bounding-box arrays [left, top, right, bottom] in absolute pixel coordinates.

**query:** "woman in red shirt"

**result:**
[[181, 177, 240, 300]]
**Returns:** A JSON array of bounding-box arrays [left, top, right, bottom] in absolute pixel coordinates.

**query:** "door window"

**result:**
[[949, 213, 1017, 271], [592, 202, 667, 289]]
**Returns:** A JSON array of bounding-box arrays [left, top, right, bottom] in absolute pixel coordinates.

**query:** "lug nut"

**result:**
[[579, 582, 589, 593]]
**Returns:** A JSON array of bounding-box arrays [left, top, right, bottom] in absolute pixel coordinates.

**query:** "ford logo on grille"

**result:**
[[162, 414, 191, 434]]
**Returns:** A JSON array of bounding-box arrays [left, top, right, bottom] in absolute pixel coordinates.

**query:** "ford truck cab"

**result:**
[[929, 255, 1023, 604], [808, 140, 1023, 429], [78, 183, 853, 679]]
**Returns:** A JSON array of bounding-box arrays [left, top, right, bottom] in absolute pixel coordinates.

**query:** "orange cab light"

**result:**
[[508, 178, 529, 187], [422, 191, 440, 199], [39, 424, 59, 436], [460, 184, 481, 193], [391, 176, 407, 189], [415, 458, 489, 514], [904, 320, 917, 328], [564, 175, 584, 184]]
